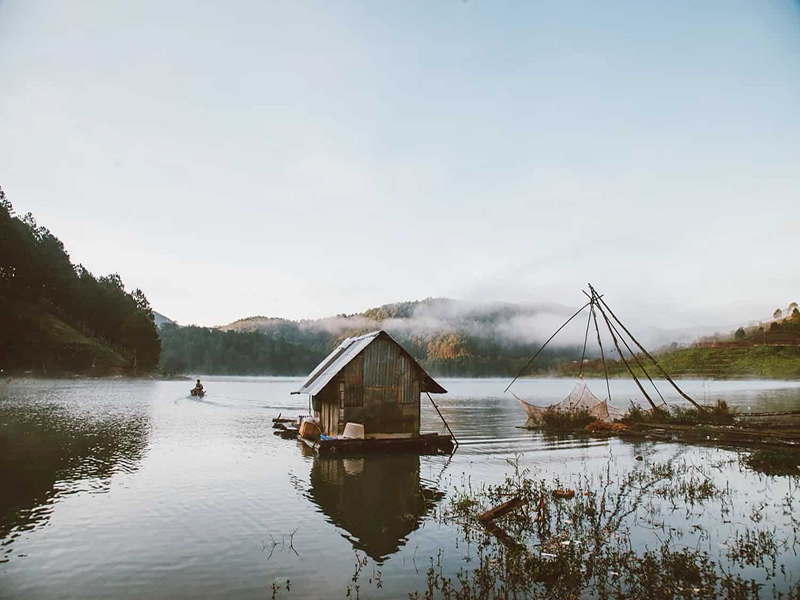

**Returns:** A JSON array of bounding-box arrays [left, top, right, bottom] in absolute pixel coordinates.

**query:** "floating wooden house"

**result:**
[[293, 331, 447, 441]]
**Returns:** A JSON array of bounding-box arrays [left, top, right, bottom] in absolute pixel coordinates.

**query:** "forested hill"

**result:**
[[157, 298, 800, 379], [0, 188, 161, 376], [158, 299, 583, 377]]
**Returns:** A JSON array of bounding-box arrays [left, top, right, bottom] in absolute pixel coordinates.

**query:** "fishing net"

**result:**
[[515, 379, 623, 424], [552, 381, 603, 412]]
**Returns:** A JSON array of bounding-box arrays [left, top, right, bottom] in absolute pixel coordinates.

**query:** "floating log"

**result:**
[[475, 496, 530, 554], [477, 496, 527, 522]]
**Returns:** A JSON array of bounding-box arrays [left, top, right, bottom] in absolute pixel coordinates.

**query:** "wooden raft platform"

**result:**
[[299, 432, 454, 455]]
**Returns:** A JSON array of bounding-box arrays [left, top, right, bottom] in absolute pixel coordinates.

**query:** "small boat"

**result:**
[[190, 388, 205, 397]]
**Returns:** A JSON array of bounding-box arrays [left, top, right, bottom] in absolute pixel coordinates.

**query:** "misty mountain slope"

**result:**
[[160, 297, 797, 378], [219, 297, 710, 353], [165, 298, 587, 376], [222, 298, 576, 340], [153, 311, 176, 328]]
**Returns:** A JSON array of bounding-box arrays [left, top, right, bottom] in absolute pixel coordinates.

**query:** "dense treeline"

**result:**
[[158, 324, 326, 375], [739, 307, 800, 343], [0, 187, 161, 374]]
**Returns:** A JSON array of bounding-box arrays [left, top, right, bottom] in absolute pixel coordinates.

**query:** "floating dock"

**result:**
[[273, 415, 455, 455], [298, 432, 454, 455]]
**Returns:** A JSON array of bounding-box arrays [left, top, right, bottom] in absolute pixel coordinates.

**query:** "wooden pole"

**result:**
[[583, 292, 667, 405], [594, 294, 661, 412], [590, 301, 612, 403], [602, 308, 667, 406], [583, 289, 667, 407], [578, 304, 593, 378], [591, 285, 704, 411]]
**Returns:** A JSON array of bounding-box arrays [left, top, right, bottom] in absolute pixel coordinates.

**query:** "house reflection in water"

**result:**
[[306, 453, 445, 562]]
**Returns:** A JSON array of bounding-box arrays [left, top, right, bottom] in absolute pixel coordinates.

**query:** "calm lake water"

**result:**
[[2, 377, 800, 598]]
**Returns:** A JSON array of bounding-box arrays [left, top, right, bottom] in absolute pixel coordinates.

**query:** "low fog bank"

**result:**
[[222, 298, 717, 353]]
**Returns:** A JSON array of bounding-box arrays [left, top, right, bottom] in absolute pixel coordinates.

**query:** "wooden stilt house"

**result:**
[[293, 331, 447, 439]]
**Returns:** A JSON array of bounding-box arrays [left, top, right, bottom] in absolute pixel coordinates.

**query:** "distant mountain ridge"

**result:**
[[217, 297, 723, 351], [153, 311, 176, 328], [157, 297, 798, 377], [159, 298, 584, 377], [220, 297, 573, 335]]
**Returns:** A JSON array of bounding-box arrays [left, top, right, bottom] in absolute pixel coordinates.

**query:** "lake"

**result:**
[[2, 377, 800, 598]]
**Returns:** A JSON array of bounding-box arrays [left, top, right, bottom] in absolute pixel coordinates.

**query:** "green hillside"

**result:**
[[0, 187, 161, 376], [0, 299, 131, 375], [557, 344, 800, 380]]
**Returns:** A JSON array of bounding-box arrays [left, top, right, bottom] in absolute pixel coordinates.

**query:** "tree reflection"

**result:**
[[0, 402, 149, 541]]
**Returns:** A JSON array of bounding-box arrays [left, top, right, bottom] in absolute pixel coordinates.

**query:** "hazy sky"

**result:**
[[1, 1, 798, 328]]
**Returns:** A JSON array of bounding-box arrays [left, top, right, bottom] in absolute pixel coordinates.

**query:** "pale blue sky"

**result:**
[[1, 1, 798, 327]]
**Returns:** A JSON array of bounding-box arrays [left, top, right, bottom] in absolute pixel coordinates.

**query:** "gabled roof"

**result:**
[[292, 330, 447, 396]]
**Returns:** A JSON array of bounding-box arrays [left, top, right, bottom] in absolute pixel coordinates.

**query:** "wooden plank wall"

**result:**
[[317, 336, 423, 437]]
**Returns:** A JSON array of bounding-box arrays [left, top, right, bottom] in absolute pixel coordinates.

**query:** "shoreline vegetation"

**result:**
[[524, 400, 800, 466]]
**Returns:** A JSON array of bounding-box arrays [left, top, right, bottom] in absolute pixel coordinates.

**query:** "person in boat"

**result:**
[[193, 379, 204, 394]]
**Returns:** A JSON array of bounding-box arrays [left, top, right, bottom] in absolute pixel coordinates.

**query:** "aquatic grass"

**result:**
[[538, 407, 596, 431], [401, 451, 799, 599], [316, 449, 800, 599], [623, 398, 736, 426]]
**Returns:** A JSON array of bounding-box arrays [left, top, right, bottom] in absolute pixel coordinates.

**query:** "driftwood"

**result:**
[[476, 496, 529, 554], [477, 496, 527, 522]]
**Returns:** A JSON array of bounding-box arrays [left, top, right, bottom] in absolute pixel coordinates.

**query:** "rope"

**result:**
[[504, 299, 592, 393]]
